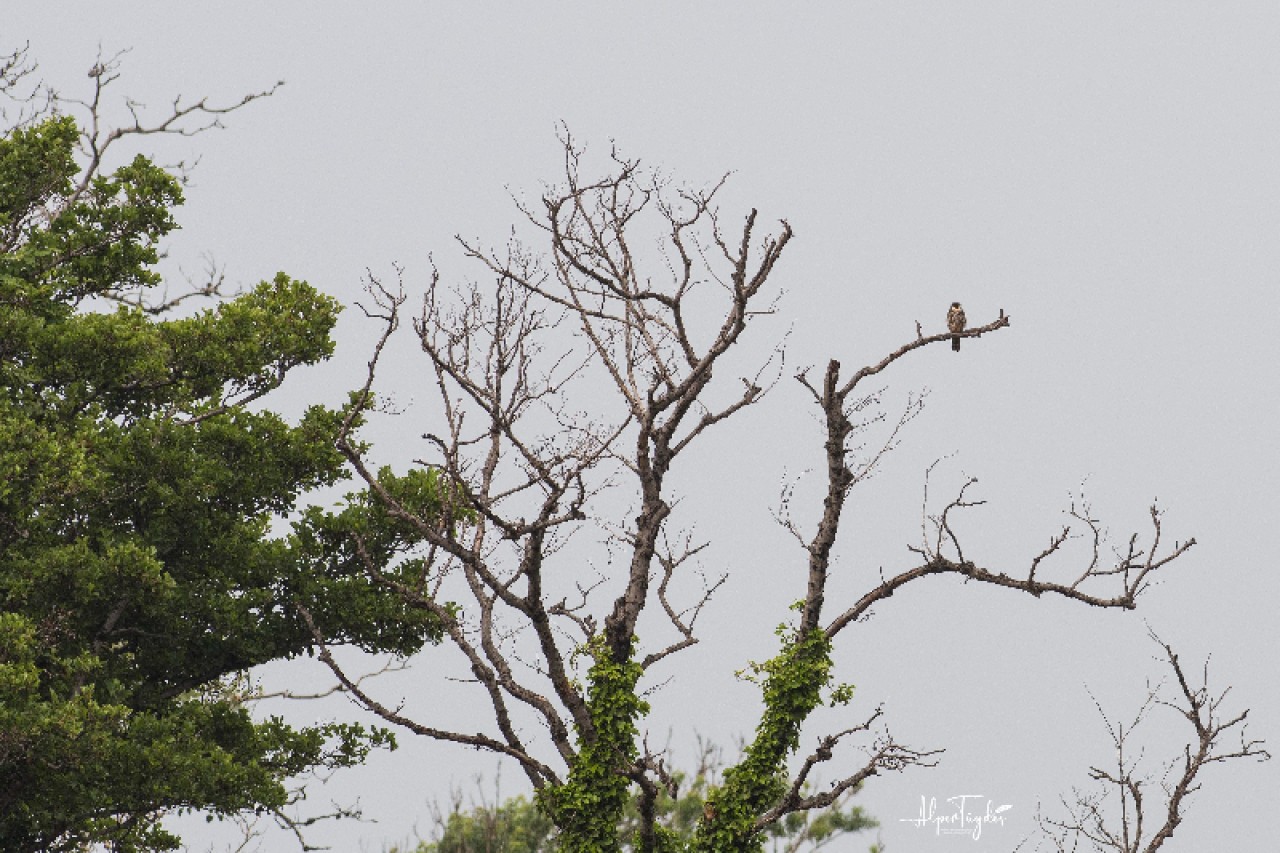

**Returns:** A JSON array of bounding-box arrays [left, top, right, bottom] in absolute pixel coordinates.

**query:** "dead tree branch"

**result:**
[[754, 708, 942, 833], [0, 42, 53, 126], [68, 46, 281, 199], [825, 492, 1194, 638], [1034, 631, 1269, 852]]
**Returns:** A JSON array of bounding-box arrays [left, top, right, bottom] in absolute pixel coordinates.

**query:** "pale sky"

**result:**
[[16, 4, 1280, 850]]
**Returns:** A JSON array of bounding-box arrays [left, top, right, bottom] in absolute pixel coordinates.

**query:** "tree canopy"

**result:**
[[0, 53, 455, 852]]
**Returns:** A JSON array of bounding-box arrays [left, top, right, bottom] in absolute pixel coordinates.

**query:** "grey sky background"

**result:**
[[16, 3, 1279, 850]]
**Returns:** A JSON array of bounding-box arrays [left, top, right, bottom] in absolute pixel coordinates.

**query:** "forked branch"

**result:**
[[819, 458, 1194, 637], [755, 708, 942, 832], [70, 46, 281, 197], [1033, 631, 1269, 852]]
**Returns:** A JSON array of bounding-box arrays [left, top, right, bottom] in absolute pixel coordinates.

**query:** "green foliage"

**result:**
[[691, 629, 834, 852], [0, 117, 179, 315], [416, 794, 556, 853], [0, 112, 453, 851], [537, 636, 646, 852], [828, 682, 856, 707], [401, 744, 877, 853], [398, 577, 865, 853]]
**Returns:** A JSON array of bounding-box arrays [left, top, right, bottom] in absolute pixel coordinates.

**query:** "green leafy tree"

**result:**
[[0, 47, 461, 852], [415, 793, 555, 853]]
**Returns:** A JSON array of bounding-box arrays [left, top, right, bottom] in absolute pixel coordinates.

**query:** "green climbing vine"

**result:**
[[690, 621, 835, 852], [538, 636, 646, 852]]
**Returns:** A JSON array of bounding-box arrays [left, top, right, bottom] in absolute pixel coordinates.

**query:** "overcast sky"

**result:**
[[18, 3, 1280, 851]]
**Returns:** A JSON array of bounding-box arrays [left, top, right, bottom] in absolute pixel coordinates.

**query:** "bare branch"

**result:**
[[1034, 632, 1269, 852], [294, 602, 561, 787], [100, 252, 235, 315], [827, 489, 1194, 638], [640, 532, 724, 669], [247, 657, 411, 703], [0, 42, 54, 126], [755, 708, 942, 832], [68, 45, 282, 198], [837, 312, 1011, 397]]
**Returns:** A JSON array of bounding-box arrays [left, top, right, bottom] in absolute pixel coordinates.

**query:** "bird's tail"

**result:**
[[952, 336, 961, 352]]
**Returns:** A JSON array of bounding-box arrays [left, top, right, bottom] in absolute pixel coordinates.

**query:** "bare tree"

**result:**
[[1029, 631, 1269, 853], [314, 131, 1226, 851]]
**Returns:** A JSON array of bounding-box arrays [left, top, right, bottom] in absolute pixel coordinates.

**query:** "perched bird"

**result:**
[[947, 302, 966, 352]]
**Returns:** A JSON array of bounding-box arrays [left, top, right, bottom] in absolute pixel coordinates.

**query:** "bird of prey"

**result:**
[[947, 302, 966, 352]]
